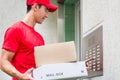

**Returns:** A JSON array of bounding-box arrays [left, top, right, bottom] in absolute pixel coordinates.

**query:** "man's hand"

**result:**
[[19, 68, 34, 80], [85, 58, 94, 70]]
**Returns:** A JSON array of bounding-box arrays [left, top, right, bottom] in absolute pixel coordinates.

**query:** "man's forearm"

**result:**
[[0, 60, 23, 79]]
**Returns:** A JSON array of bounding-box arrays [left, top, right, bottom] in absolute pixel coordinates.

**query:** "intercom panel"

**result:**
[[82, 26, 103, 78]]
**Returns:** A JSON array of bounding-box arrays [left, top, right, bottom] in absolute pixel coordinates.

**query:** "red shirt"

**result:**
[[2, 21, 44, 80]]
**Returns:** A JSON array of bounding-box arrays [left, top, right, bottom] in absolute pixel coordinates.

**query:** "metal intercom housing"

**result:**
[[82, 25, 103, 78]]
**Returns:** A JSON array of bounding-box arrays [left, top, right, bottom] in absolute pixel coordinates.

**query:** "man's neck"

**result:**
[[22, 12, 36, 28]]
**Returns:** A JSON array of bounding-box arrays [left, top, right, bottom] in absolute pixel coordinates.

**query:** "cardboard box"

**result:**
[[32, 61, 88, 80], [34, 41, 77, 67]]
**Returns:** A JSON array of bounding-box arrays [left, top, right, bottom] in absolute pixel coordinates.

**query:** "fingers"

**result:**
[[85, 57, 94, 63], [85, 58, 94, 70], [85, 62, 89, 70], [25, 68, 34, 80], [26, 68, 34, 73]]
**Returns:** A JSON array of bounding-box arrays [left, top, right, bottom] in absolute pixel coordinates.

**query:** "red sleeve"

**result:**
[[2, 27, 20, 53]]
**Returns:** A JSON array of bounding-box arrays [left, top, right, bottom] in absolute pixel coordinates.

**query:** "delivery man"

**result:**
[[0, 0, 58, 80]]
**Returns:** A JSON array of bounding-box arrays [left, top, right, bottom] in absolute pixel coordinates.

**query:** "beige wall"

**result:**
[[81, 0, 120, 80]]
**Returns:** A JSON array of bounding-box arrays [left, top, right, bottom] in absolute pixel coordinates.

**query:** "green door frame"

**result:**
[[64, 0, 79, 42]]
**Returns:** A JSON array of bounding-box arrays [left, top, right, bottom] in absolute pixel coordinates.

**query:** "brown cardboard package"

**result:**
[[34, 41, 77, 67]]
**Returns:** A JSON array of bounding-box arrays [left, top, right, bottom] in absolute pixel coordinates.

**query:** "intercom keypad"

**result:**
[[82, 26, 103, 78], [84, 44, 102, 72]]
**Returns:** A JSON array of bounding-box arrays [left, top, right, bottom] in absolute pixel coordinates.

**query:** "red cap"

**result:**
[[27, 0, 58, 12]]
